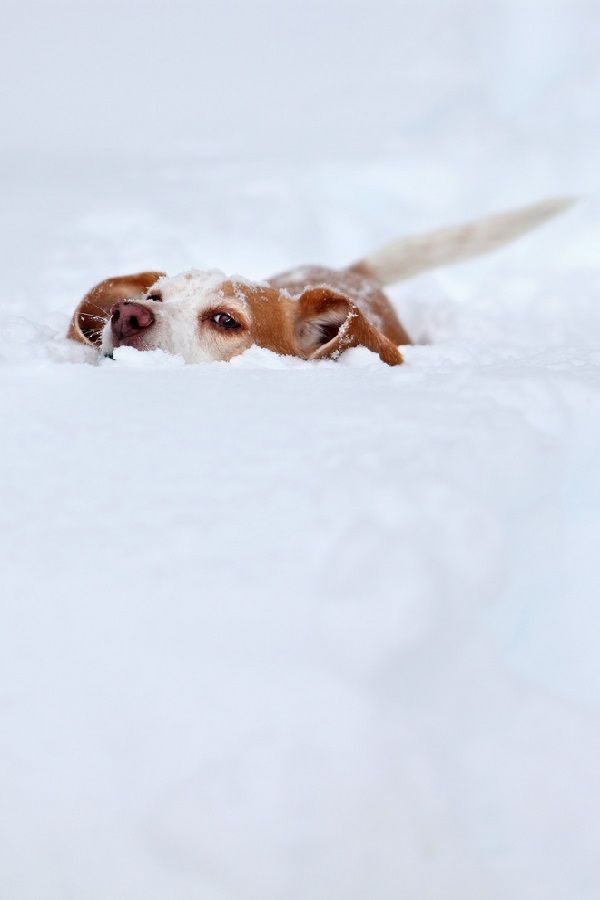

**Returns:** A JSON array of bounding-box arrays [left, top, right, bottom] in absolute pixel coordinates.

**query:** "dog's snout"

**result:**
[[111, 301, 155, 341]]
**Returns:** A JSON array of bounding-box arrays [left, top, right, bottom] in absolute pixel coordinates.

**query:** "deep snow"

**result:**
[[2, 0, 600, 897]]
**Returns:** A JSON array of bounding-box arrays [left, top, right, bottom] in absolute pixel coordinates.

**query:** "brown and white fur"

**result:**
[[68, 198, 573, 366]]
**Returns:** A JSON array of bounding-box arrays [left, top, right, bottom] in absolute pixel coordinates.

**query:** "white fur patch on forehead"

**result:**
[[153, 269, 229, 305]]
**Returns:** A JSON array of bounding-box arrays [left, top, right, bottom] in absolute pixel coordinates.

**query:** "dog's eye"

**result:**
[[212, 313, 241, 330], [147, 292, 162, 302]]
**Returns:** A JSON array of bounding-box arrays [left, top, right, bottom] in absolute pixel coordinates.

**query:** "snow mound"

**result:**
[[0, 317, 95, 366], [109, 345, 186, 368]]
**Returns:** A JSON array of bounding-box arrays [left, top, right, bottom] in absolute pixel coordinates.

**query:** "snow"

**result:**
[[2, 0, 600, 897]]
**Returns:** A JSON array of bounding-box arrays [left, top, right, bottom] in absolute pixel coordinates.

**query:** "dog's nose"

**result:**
[[111, 301, 155, 341]]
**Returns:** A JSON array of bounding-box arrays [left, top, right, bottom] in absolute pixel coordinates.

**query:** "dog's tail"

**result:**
[[352, 196, 575, 286]]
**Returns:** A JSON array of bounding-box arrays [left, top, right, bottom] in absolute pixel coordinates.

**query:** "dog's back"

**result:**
[[268, 265, 411, 346], [267, 196, 574, 348]]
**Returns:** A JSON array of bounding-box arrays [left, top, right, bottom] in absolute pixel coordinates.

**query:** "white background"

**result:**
[[1, 2, 600, 898]]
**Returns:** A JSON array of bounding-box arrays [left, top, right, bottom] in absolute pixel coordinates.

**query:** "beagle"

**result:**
[[68, 198, 571, 366]]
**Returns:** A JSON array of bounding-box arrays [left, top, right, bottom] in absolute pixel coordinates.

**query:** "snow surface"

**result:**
[[2, 1, 600, 897]]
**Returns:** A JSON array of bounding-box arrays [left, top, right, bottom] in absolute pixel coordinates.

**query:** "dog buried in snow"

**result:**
[[68, 198, 572, 366]]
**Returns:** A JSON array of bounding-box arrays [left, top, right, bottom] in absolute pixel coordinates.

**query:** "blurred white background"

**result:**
[[1, 0, 599, 167], [1, 0, 598, 321]]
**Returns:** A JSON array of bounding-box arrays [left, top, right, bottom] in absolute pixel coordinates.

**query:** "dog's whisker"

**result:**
[[84, 300, 117, 317], [85, 327, 106, 343]]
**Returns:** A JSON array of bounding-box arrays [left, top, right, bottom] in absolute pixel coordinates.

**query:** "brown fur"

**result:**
[[68, 272, 165, 345], [268, 265, 410, 347], [219, 280, 299, 358], [294, 286, 403, 365]]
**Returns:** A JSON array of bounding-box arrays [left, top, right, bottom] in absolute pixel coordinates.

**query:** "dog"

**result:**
[[68, 198, 572, 366]]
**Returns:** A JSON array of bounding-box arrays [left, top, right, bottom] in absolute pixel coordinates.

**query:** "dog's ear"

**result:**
[[295, 286, 403, 366], [68, 271, 166, 345]]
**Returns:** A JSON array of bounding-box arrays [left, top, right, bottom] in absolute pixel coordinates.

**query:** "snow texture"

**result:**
[[1, 1, 600, 898]]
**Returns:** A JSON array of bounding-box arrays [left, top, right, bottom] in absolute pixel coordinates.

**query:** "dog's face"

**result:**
[[103, 271, 268, 363], [71, 269, 403, 366]]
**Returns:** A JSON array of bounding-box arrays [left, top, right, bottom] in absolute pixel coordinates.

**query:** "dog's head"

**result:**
[[69, 270, 403, 365]]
